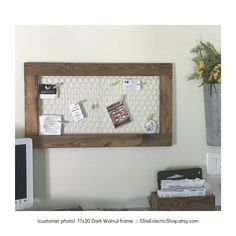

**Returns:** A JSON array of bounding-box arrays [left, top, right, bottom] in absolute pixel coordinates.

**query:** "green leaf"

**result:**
[[192, 56, 201, 63], [188, 74, 197, 80]]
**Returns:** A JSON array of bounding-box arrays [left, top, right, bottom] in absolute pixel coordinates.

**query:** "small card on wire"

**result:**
[[69, 103, 85, 122], [122, 79, 141, 90], [39, 84, 57, 99], [39, 115, 61, 135], [107, 100, 131, 128]]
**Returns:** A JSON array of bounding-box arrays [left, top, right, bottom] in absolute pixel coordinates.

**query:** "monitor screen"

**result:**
[[15, 144, 27, 200], [15, 138, 33, 210]]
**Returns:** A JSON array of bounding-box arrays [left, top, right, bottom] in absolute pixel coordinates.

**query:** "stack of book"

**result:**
[[157, 178, 212, 198]]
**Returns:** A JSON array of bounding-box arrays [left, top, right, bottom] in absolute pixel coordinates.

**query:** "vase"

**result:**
[[203, 84, 221, 146]]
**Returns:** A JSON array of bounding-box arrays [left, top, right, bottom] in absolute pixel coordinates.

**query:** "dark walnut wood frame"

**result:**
[[24, 63, 172, 148]]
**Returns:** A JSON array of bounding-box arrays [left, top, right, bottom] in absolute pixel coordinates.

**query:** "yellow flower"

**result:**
[[198, 60, 205, 69], [209, 65, 221, 82], [195, 67, 203, 77]]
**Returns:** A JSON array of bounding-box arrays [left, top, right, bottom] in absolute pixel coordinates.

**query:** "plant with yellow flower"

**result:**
[[189, 41, 221, 89]]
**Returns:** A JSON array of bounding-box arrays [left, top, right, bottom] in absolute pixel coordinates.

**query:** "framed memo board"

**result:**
[[24, 63, 172, 148]]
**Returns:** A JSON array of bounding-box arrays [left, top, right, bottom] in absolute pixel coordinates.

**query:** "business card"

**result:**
[[39, 84, 57, 99], [122, 79, 141, 90]]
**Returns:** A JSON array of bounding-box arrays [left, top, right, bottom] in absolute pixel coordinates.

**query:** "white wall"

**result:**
[[15, 25, 221, 209]]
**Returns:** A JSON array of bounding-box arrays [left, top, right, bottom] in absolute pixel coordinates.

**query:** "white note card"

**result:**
[[39, 115, 61, 135], [69, 103, 85, 122], [123, 79, 141, 90]]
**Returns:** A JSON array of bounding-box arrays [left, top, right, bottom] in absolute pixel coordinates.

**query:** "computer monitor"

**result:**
[[15, 138, 33, 210]]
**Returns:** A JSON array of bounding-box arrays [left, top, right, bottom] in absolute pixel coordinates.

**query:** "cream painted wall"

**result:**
[[15, 26, 221, 209]]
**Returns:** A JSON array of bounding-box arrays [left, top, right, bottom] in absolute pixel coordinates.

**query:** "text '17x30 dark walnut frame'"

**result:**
[[24, 63, 172, 148]]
